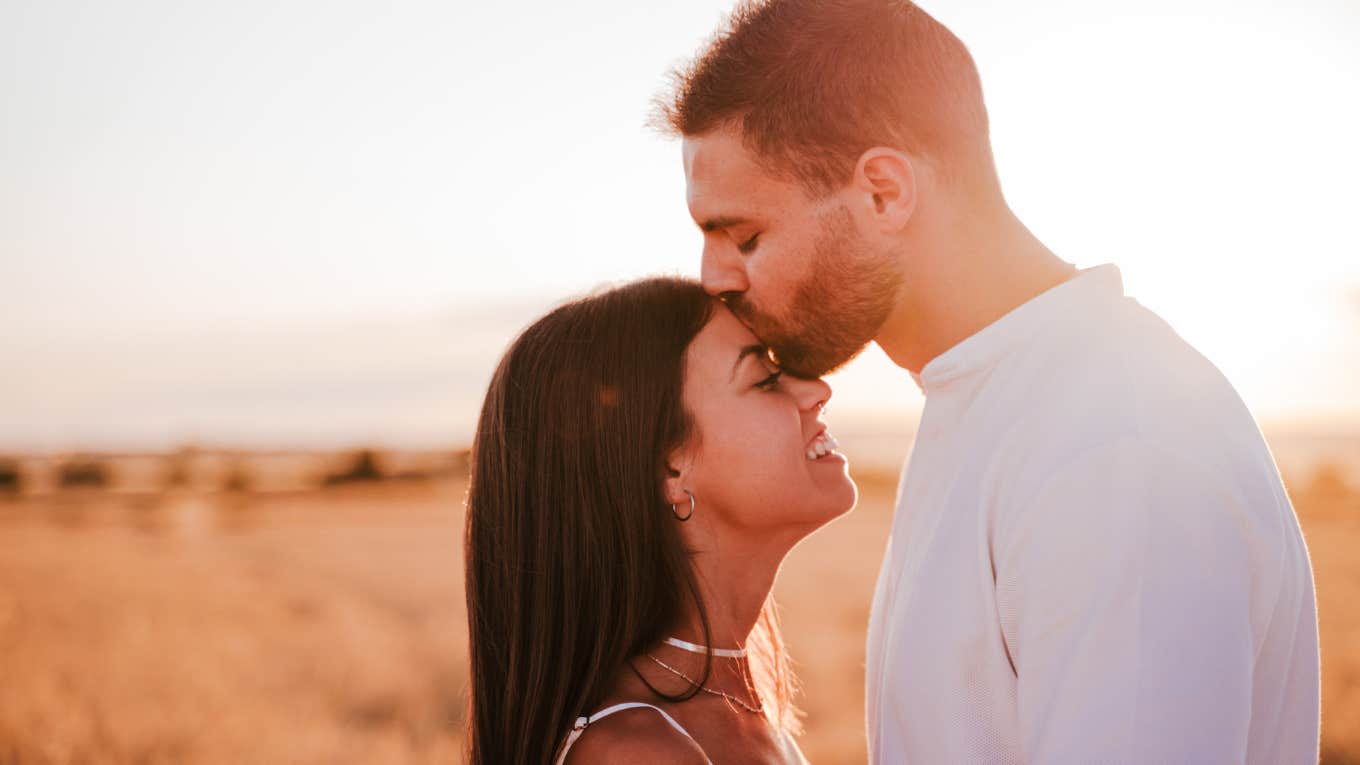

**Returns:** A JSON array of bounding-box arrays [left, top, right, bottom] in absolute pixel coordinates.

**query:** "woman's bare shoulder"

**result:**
[[562, 706, 708, 765]]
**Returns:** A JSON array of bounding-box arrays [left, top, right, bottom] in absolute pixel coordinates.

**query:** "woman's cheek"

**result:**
[[698, 405, 798, 487], [735, 421, 785, 470]]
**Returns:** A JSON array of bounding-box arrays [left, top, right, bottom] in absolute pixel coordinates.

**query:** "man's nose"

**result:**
[[699, 240, 749, 297]]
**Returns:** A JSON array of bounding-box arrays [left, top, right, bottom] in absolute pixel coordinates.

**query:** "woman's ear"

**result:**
[[662, 445, 695, 507]]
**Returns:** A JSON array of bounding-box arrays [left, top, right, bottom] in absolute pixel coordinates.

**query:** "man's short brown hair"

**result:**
[[657, 0, 990, 194]]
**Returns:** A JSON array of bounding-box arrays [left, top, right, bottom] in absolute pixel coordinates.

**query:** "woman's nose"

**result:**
[[788, 374, 832, 413]]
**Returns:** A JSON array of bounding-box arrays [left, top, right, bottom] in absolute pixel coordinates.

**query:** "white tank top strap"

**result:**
[[554, 701, 707, 765]]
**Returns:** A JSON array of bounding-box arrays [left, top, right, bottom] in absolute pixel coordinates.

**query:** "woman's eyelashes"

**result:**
[[737, 232, 761, 255], [755, 369, 784, 391]]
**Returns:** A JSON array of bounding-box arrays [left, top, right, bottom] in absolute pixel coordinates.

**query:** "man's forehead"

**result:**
[[682, 130, 777, 221], [682, 129, 750, 181]]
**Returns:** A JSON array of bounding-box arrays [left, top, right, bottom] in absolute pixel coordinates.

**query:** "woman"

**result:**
[[465, 277, 856, 763]]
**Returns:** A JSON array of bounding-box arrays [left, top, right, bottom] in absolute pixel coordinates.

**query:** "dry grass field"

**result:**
[[0, 447, 1356, 764]]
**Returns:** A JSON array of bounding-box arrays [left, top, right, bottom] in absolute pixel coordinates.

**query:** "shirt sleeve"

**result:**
[[995, 436, 1256, 763]]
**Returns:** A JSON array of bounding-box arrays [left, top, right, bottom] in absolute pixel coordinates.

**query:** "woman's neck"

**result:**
[[672, 527, 793, 651], [633, 523, 804, 715]]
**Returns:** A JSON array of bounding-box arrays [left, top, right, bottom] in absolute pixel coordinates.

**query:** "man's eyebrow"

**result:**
[[730, 344, 770, 382], [698, 215, 749, 233]]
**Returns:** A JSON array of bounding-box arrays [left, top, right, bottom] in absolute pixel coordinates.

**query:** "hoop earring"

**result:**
[[671, 490, 695, 522]]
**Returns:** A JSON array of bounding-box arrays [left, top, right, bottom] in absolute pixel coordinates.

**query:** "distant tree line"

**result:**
[[0, 447, 476, 495]]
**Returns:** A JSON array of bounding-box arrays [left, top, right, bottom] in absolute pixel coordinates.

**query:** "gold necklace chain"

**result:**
[[645, 654, 765, 715]]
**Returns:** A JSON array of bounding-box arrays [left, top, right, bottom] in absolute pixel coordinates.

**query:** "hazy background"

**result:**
[[3, 0, 1358, 453], [3, 1, 1360, 763]]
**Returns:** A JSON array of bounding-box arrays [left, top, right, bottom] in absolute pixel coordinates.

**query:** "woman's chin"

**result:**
[[808, 455, 857, 501], [836, 481, 860, 517], [810, 480, 860, 525]]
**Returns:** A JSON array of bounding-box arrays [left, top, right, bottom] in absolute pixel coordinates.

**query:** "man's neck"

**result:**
[[877, 206, 1076, 374]]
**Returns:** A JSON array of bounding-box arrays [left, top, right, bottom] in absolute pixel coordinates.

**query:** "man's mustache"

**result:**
[[720, 293, 759, 327]]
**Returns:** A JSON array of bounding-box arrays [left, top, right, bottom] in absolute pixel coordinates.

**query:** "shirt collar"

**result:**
[[914, 264, 1125, 395]]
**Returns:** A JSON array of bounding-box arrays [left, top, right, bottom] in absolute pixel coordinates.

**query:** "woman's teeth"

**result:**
[[806, 433, 841, 461]]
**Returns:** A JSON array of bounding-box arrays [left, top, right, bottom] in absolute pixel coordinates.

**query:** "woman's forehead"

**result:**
[[702, 303, 760, 349], [688, 304, 766, 382]]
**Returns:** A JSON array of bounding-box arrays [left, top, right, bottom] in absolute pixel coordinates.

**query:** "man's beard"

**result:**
[[727, 205, 902, 378]]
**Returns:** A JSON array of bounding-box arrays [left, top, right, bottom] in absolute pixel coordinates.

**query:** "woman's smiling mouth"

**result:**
[[805, 430, 844, 461]]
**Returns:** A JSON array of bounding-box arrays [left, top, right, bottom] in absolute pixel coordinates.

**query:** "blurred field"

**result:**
[[0, 443, 1357, 764]]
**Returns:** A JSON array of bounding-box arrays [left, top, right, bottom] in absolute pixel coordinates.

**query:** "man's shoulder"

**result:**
[[1084, 297, 1237, 404], [1014, 297, 1258, 455]]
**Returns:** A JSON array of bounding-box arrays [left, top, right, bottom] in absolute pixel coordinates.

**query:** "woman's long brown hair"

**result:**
[[464, 277, 797, 764]]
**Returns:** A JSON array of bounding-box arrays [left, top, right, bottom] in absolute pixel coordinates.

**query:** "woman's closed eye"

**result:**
[[755, 369, 784, 391], [737, 233, 761, 255]]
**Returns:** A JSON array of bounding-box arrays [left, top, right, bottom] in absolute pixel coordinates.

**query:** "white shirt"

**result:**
[[865, 265, 1319, 764]]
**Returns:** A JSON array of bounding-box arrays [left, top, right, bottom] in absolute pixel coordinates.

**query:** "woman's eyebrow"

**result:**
[[730, 344, 770, 382]]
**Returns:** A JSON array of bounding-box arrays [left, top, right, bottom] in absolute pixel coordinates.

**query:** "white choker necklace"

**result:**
[[663, 636, 746, 658]]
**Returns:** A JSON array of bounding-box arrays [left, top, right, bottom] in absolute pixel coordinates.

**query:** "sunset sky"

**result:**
[[3, 0, 1358, 452]]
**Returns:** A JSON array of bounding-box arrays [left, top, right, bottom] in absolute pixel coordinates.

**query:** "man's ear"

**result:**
[[851, 147, 917, 232]]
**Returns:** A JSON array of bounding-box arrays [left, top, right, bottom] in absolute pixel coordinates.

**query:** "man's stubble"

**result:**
[[729, 204, 902, 379]]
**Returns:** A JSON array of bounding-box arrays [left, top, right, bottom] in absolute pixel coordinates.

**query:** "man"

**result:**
[[658, 0, 1320, 762]]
